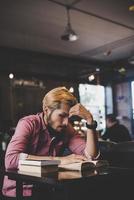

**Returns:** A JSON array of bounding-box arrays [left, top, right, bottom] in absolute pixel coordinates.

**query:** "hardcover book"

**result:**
[[18, 159, 61, 175], [19, 159, 61, 166], [19, 164, 59, 175]]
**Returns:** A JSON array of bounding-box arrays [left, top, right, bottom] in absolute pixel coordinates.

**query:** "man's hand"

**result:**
[[69, 103, 93, 124], [60, 154, 87, 165]]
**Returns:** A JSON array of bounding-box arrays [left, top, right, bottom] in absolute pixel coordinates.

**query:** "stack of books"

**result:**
[[19, 159, 61, 175]]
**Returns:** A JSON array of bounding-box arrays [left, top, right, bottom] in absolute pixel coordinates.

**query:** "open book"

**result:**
[[59, 160, 109, 171], [19, 159, 61, 175]]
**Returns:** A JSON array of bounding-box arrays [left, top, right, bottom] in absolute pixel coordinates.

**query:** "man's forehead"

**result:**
[[58, 104, 70, 115], [59, 103, 70, 110]]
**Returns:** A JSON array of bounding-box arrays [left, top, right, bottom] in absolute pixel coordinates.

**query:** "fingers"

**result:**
[[61, 154, 87, 165], [69, 103, 93, 121], [68, 154, 87, 161], [73, 154, 87, 161], [69, 103, 84, 117]]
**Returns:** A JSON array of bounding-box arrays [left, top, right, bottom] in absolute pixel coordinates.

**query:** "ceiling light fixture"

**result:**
[[104, 50, 112, 56], [61, 6, 78, 42], [129, 5, 134, 11], [128, 56, 134, 64], [118, 67, 126, 74], [88, 74, 95, 82]]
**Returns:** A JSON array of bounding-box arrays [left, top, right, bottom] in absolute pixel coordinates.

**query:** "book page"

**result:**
[[59, 160, 109, 171], [59, 161, 95, 171]]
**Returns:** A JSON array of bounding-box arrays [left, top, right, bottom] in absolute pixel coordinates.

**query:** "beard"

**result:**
[[46, 111, 67, 135], [47, 120, 66, 141]]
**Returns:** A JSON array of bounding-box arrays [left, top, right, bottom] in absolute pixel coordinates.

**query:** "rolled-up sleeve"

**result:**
[[5, 119, 33, 170], [68, 134, 86, 155]]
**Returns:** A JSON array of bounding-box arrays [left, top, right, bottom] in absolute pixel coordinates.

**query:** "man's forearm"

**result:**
[[85, 130, 99, 159]]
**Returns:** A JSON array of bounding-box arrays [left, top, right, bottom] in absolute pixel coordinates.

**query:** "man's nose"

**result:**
[[63, 118, 69, 126]]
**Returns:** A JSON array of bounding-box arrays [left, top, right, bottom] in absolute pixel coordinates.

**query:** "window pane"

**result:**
[[79, 84, 106, 131]]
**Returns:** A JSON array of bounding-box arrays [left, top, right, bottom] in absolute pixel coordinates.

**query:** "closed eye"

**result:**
[[59, 113, 69, 118]]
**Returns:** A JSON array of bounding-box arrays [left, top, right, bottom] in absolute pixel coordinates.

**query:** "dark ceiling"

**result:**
[[0, 0, 134, 83]]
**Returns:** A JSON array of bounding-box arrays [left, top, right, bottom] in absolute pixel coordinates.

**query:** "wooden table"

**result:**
[[2, 166, 134, 200]]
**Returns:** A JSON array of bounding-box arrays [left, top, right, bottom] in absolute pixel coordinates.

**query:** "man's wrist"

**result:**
[[86, 120, 97, 130]]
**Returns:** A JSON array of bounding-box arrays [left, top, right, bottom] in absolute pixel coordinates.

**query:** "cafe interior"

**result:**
[[0, 0, 134, 199]]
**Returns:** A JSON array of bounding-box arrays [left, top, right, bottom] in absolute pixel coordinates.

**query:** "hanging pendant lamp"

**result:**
[[61, 7, 78, 42]]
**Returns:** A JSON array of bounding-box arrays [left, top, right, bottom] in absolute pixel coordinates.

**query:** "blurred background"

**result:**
[[0, 0, 134, 152]]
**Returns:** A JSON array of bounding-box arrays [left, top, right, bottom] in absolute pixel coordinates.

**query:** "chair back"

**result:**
[[107, 141, 134, 167]]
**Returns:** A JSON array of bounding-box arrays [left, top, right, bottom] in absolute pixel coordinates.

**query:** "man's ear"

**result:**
[[44, 106, 49, 114], [44, 106, 51, 115]]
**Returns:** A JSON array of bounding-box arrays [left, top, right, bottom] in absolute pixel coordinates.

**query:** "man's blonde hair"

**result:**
[[42, 87, 77, 111]]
